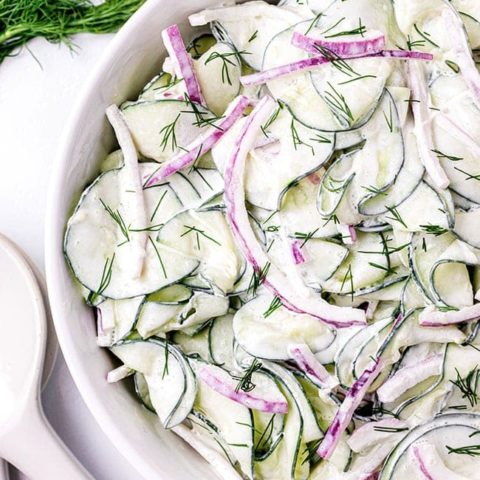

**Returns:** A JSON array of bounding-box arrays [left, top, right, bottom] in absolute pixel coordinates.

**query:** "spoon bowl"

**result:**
[[0, 233, 91, 479]]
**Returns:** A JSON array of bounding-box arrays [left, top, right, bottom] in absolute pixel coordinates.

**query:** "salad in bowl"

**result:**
[[63, 0, 480, 478]]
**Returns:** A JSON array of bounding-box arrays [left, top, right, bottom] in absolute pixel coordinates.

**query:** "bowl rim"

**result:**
[[44, 1, 170, 478]]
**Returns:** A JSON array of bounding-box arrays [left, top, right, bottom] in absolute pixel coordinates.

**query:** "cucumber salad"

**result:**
[[64, 0, 480, 478]]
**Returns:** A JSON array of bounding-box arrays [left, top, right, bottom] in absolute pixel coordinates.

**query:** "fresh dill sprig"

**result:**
[[406, 35, 425, 51], [302, 439, 322, 465], [305, 12, 324, 35], [100, 199, 130, 244], [254, 415, 278, 457], [339, 74, 376, 85], [148, 236, 167, 279], [290, 118, 314, 154], [368, 262, 398, 276], [446, 444, 480, 456], [383, 101, 394, 133], [362, 185, 388, 196], [234, 358, 262, 393], [324, 81, 354, 124], [315, 45, 360, 78], [451, 367, 480, 407], [373, 426, 409, 433], [181, 225, 221, 249], [248, 262, 271, 296], [324, 18, 366, 38], [340, 264, 354, 299], [438, 305, 459, 312], [320, 16, 346, 36], [261, 103, 283, 137], [454, 166, 480, 181], [150, 190, 168, 222], [0, 0, 145, 64], [162, 340, 170, 379], [182, 94, 224, 129], [294, 229, 319, 248], [420, 224, 449, 236], [204, 50, 245, 85], [413, 23, 439, 48], [432, 149, 463, 162], [153, 75, 182, 93], [385, 206, 408, 229], [89, 253, 115, 304], [248, 30, 258, 43], [159, 113, 180, 152], [263, 296, 282, 318], [322, 213, 340, 227]]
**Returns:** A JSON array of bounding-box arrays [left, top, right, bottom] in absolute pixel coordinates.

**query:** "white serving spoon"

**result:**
[[0, 234, 92, 479], [0, 241, 59, 480]]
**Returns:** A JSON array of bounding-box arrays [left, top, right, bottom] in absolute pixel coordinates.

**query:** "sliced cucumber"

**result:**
[[194, 42, 241, 116], [110, 338, 197, 428], [233, 294, 335, 360], [121, 99, 218, 163], [65, 165, 199, 299], [157, 209, 243, 293], [191, 358, 255, 479]]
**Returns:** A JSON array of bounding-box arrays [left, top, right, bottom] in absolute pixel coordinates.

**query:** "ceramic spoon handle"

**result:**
[[0, 401, 92, 480], [0, 460, 9, 480]]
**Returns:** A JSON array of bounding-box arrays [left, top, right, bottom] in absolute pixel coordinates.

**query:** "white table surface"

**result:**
[[0, 34, 141, 480]]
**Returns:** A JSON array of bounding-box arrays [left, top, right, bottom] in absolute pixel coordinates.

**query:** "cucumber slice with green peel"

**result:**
[[157, 209, 243, 294], [146, 284, 193, 304], [194, 1, 306, 71], [191, 358, 255, 479], [233, 294, 336, 361], [96, 295, 144, 346], [187, 410, 239, 469], [187, 34, 217, 59], [194, 42, 241, 116], [209, 313, 236, 370], [212, 102, 335, 210], [379, 413, 480, 480], [381, 181, 453, 232], [64, 166, 199, 300], [138, 72, 184, 102], [322, 232, 391, 295], [335, 316, 393, 388], [252, 409, 286, 461], [121, 99, 216, 163], [254, 364, 308, 480], [410, 232, 476, 308], [263, 24, 343, 132], [136, 291, 229, 338], [279, 172, 339, 239], [110, 338, 197, 428], [317, 151, 356, 220], [454, 207, 480, 249], [261, 363, 322, 443], [173, 326, 212, 361], [133, 372, 155, 412], [358, 121, 425, 216]]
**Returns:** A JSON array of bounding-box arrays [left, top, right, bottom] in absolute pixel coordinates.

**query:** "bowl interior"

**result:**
[[45, 1, 242, 478]]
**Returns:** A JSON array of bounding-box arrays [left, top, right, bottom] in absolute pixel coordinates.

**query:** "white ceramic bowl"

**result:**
[[44, 1, 239, 478]]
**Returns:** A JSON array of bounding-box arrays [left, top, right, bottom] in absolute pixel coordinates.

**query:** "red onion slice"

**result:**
[[288, 343, 338, 389], [241, 50, 433, 86], [144, 95, 249, 187], [162, 24, 206, 106], [224, 96, 366, 328], [198, 364, 288, 414], [419, 304, 480, 326], [291, 30, 385, 57], [317, 358, 382, 459]]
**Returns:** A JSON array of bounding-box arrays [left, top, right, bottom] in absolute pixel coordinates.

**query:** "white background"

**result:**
[[0, 35, 141, 480]]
